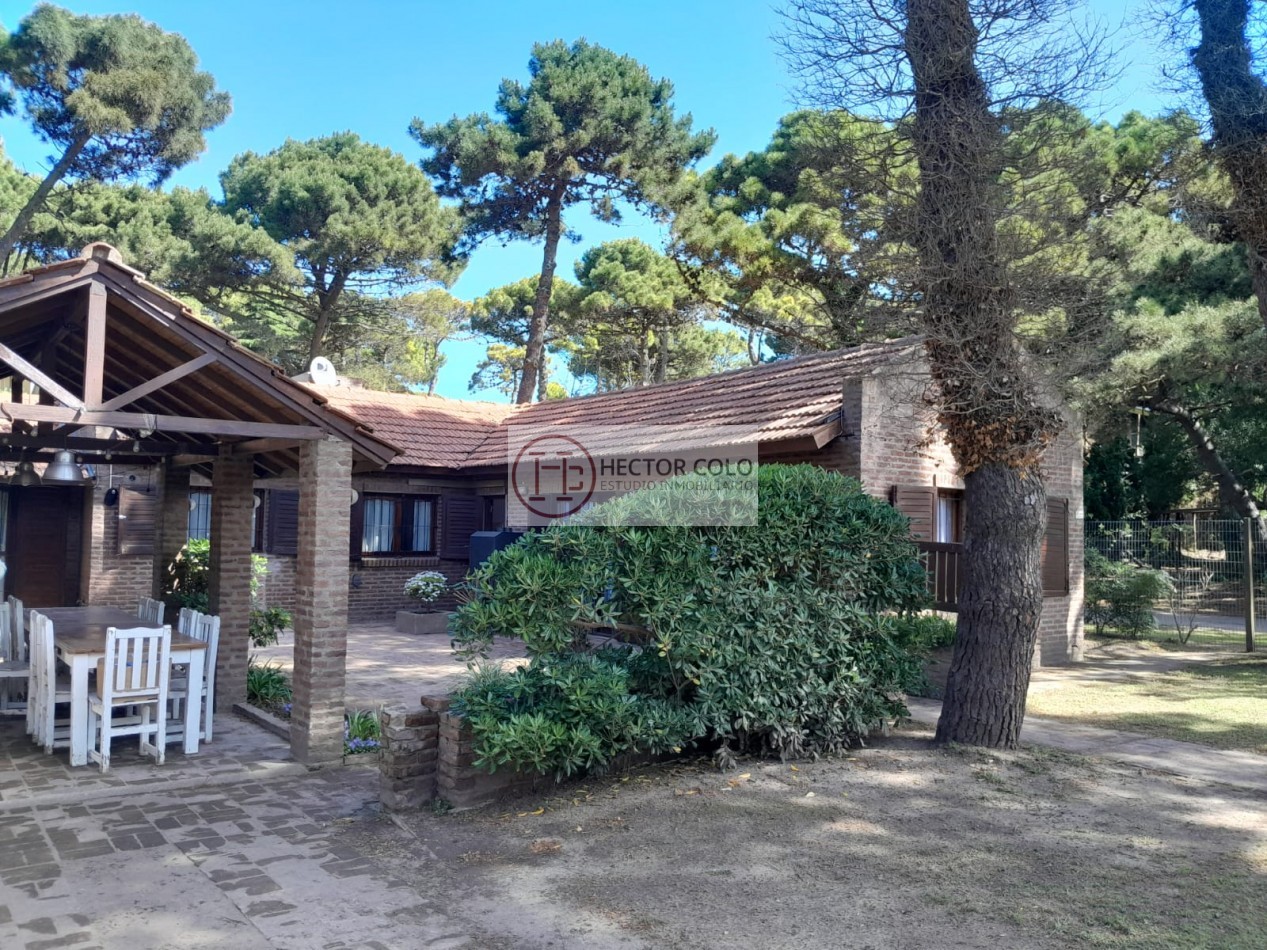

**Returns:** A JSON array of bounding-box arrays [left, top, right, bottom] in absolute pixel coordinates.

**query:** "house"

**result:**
[[272, 338, 1084, 665], [0, 247, 1084, 679]]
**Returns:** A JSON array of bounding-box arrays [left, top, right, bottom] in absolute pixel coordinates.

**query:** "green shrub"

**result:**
[[249, 606, 291, 648], [246, 658, 291, 713], [452, 464, 929, 775], [168, 538, 291, 646], [892, 613, 957, 654], [1085, 549, 1173, 637]]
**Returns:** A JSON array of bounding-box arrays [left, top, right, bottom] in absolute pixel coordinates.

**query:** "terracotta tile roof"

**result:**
[[312, 386, 513, 468], [312, 338, 921, 470]]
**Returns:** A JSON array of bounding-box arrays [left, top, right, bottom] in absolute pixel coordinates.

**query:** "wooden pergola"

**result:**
[[0, 243, 400, 765]]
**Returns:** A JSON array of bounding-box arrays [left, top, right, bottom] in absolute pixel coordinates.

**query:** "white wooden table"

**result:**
[[38, 606, 207, 767]]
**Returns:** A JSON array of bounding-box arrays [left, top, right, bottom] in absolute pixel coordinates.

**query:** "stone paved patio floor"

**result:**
[[0, 713, 303, 807], [252, 624, 528, 711], [0, 714, 503, 949]]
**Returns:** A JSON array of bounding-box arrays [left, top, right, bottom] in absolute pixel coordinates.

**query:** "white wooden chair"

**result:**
[[168, 611, 219, 744], [137, 597, 165, 625], [7, 595, 24, 647], [26, 612, 71, 753], [0, 609, 29, 718], [0, 595, 26, 715], [88, 626, 171, 771], [177, 607, 196, 636]]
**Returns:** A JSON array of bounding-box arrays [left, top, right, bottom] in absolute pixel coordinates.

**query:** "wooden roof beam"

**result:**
[[0, 433, 209, 456], [0, 402, 325, 440], [99, 352, 216, 411], [83, 282, 106, 408], [0, 341, 83, 410], [229, 436, 305, 456]]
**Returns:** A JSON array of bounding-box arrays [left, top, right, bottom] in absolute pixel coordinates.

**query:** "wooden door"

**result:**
[[7, 486, 86, 607]]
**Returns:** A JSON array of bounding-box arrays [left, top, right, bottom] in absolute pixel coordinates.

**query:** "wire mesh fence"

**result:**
[[1086, 519, 1259, 648]]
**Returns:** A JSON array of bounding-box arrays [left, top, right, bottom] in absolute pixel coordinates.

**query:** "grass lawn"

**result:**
[[1027, 655, 1267, 753]]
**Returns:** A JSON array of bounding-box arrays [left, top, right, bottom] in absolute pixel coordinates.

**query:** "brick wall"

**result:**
[[257, 555, 296, 612], [1035, 421, 1085, 665], [349, 557, 469, 621], [858, 375, 962, 499], [379, 696, 546, 812], [84, 466, 157, 610], [256, 555, 470, 621], [851, 371, 1084, 665]]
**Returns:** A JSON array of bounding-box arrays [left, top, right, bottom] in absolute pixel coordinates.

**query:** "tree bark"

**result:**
[[1150, 398, 1267, 544], [904, 0, 1059, 748], [935, 463, 1045, 747], [519, 186, 565, 404], [308, 270, 349, 363], [1191, 0, 1267, 331], [0, 130, 92, 265], [656, 325, 670, 383]]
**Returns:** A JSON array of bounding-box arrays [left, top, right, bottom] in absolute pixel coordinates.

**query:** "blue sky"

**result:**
[[0, 0, 1175, 400]]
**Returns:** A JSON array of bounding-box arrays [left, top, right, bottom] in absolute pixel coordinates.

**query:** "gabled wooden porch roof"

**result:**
[[0, 244, 400, 476]]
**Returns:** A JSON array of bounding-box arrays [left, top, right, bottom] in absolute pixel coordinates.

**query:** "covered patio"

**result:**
[[0, 244, 399, 765]]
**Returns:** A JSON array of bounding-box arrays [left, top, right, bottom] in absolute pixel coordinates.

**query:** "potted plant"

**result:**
[[396, 570, 451, 634]]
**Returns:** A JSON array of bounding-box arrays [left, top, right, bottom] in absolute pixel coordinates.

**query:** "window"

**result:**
[[187, 490, 268, 548], [891, 485, 963, 544], [935, 491, 963, 544], [359, 495, 436, 555], [188, 490, 212, 541]]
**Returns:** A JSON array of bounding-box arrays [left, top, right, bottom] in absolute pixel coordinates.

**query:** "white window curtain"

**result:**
[[362, 498, 395, 553], [936, 496, 956, 543], [411, 499, 434, 553]]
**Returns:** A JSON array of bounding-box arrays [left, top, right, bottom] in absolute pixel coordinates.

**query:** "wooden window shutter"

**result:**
[[1041, 498, 1070, 595], [266, 490, 300, 556], [117, 487, 157, 556], [440, 494, 480, 560], [890, 485, 936, 541], [349, 494, 365, 559]]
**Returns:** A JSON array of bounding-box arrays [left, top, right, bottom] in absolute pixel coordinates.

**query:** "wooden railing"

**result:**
[[918, 541, 963, 611]]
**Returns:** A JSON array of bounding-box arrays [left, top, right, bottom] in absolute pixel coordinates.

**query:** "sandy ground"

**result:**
[[340, 721, 1267, 950]]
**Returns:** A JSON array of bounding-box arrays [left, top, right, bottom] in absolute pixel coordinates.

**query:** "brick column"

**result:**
[[379, 704, 440, 810], [209, 452, 255, 708], [153, 462, 191, 601], [291, 438, 353, 766]]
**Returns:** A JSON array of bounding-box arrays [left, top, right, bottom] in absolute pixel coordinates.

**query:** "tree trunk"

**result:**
[[537, 355, 550, 401], [1151, 398, 1267, 544], [656, 325, 670, 383], [904, 0, 1060, 748], [519, 187, 565, 404], [0, 131, 92, 265], [935, 463, 1045, 747], [308, 271, 349, 363], [1191, 0, 1267, 331], [638, 329, 652, 387]]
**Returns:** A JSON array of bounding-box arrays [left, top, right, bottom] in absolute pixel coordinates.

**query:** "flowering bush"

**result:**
[[404, 570, 448, 611]]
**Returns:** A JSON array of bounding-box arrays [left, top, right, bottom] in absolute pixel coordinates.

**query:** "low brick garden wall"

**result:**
[[379, 695, 547, 811]]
